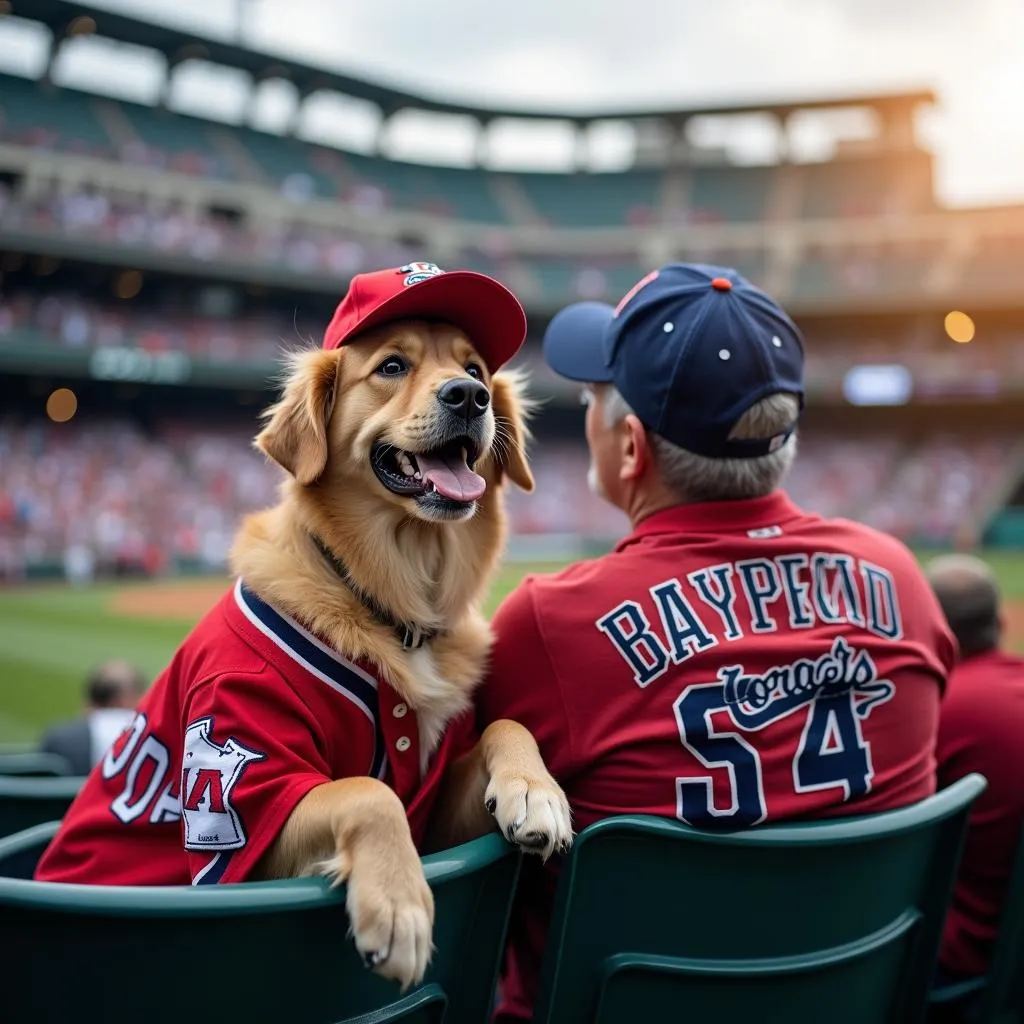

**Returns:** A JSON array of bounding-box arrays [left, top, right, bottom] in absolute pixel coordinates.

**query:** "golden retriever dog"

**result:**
[[228, 316, 573, 989], [33, 265, 571, 991]]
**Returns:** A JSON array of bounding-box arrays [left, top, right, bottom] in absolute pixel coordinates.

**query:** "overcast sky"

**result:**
[[2, 0, 1023, 206]]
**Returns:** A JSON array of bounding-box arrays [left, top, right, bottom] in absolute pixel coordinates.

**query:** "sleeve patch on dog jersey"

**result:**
[[181, 717, 265, 851]]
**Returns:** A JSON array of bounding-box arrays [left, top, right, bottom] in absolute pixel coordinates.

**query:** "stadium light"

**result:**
[[842, 365, 912, 406], [115, 271, 143, 300], [944, 311, 975, 344], [46, 388, 78, 423]]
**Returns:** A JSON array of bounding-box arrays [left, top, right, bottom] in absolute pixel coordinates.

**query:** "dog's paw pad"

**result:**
[[518, 830, 550, 851], [363, 949, 385, 969]]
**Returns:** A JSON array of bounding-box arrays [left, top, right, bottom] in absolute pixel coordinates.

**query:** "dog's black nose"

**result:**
[[437, 378, 490, 420]]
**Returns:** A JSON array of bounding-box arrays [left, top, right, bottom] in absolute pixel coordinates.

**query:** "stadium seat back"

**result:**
[[0, 752, 74, 777], [0, 775, 84, 838], [533, 774, 987, 1024], [0, 830, 520, 1024], [0, 820, 59, 879], [337, 984, 447, 1024]]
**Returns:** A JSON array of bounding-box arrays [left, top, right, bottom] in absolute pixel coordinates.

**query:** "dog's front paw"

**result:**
[[484, 767, 573, 861], [319, 838, 435, 991]]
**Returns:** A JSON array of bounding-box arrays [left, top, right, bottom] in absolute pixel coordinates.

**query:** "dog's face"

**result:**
[[256, 320, 533, 524]]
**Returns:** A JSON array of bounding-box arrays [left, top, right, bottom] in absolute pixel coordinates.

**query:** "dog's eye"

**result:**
[[376, 356, 408, 377], [465, 362, 483, 380]]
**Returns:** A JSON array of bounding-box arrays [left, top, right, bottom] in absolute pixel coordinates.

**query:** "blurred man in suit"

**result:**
[[39, 660, 148, 775]]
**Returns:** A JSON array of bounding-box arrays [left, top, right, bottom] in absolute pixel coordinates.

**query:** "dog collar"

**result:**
[[310, 534, 440, 651]]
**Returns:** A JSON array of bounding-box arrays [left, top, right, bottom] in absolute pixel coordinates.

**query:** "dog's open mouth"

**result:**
[[372, 437, 484, 505]]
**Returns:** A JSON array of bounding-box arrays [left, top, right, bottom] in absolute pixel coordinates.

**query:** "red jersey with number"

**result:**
[[36, 579, 474, 886], [936, 648, 1024, 977], [476, 491, 956, 1022]]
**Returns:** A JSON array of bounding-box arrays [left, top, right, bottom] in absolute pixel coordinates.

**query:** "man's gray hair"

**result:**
[[602, 386, 799, 502]]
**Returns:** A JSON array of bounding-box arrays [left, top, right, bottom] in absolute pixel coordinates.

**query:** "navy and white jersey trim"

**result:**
[[234, 580, 387, 780], [192, 851, 232, 885]]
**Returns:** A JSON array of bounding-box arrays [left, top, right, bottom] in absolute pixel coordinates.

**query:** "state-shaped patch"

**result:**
[[181, 717, 265, 851]]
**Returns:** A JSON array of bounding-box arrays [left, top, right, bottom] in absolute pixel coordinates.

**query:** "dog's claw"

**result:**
[[363, 949, 385, 969]]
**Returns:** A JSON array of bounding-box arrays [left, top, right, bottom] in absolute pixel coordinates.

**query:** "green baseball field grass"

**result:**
[[3, 550, 1024, 745]]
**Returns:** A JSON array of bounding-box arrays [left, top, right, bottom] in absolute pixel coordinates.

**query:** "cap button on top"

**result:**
[[710, 277, 733, 291]]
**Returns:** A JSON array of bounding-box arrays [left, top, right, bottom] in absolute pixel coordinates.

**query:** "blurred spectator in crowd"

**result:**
[[39, 660, 148, 775], [926, 554, 1024, 992]]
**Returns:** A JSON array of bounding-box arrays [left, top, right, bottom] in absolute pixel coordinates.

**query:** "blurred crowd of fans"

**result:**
[[0, 417, 1015, 583]]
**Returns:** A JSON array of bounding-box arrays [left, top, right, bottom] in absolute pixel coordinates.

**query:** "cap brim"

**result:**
[[542, 301, 616, 383], [328, 271, 527, 372]]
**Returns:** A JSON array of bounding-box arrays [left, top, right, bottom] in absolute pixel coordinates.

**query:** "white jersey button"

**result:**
[[393, 703, 408, 719], [395, 736, 411, 753]]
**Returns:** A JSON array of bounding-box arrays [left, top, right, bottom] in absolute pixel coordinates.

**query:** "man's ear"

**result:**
[[490, 369, 536, 492], [620, 414, 651, 482], [255, 348, 341, 485]]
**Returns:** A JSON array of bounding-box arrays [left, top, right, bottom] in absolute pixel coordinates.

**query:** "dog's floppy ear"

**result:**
[[256, 348, 340, 485], [490, 369, 535, 493]]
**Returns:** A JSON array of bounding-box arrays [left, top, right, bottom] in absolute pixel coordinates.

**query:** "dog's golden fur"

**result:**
[[229, 321, 572, 989]]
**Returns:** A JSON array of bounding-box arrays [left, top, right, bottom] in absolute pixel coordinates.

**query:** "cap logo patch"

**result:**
[[613, 269, 659, 317], [399, 262, 445, 286]]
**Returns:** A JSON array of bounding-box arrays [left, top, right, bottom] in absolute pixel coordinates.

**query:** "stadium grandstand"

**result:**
[[3, 0, 1024, 583]]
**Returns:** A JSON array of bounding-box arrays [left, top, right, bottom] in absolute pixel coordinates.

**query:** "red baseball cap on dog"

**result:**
[[322, 262, 528, 372]]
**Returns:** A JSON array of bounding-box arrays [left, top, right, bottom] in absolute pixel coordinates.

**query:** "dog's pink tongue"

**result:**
[[417, 451, 486, 502]]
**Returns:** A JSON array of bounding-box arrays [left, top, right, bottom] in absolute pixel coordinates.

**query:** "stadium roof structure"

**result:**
[[16, 0, 936, 126]]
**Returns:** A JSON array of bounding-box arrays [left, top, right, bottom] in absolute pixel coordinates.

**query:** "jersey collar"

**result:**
[[615, 490, 807, 551]]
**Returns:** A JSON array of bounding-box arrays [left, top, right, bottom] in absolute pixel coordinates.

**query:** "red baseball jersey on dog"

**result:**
[[36, 580, 474, 886], [475, 491, 956, 1022]]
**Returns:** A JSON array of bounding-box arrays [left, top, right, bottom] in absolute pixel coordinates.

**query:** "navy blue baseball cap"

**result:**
[[543, 263, 805, 459]]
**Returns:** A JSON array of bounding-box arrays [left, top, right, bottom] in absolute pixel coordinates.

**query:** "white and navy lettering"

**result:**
[[861, 562, 902, 640], [689, 564, 743, 640], [596, 601, 670, 688], [651, 579, 717, 665], [735, 559, 783, 634], [812, 553, 865, 628], [102, 712, 147, 780], [776, 553, 815, 628], [673, 638, 895, 825], [111, 733, 172, 825], [596, 552, 908, 681]]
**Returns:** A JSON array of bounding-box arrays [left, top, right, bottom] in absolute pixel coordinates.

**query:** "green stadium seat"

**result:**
[[533, 774, 987, 1024], [0, 830, 520, 1024], [0, 73, 114, 155], [0, 820, 59, 879], [336, 985, 447, 1024], [0, 775, 84, 839], [0, 751, 73, 777], [689, 166, 774, 223], [516, 171, 660, 228]]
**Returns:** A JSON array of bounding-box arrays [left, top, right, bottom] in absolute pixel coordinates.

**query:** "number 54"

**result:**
[[673, 682, 873, 828]]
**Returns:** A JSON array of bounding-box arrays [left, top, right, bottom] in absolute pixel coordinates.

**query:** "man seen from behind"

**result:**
[[477, 263, 958, 1022]]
